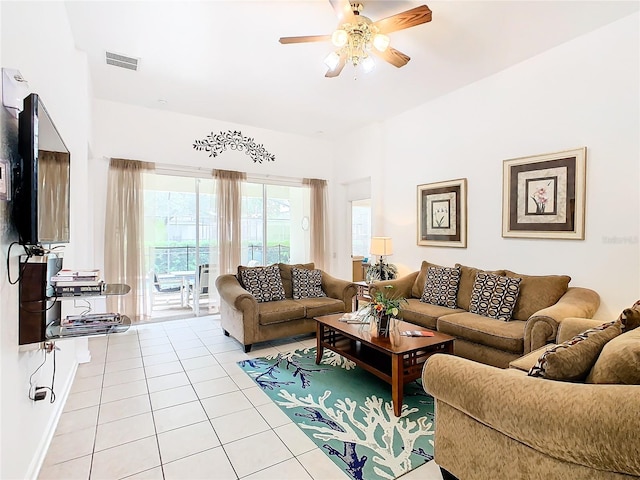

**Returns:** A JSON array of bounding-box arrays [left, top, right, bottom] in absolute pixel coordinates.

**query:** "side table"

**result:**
[[354, 281, 371, 310]]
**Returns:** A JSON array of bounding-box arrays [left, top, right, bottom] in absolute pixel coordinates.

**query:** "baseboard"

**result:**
[[25, 360, 78, 480]]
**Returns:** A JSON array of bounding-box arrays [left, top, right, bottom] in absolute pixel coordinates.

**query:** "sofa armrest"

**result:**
[[368, 272, 418, 300], [423, 354, 640, 476], [321, 271, 357, 312], [556, 317, 609, 343], [523, 287, 600, 353], [215, 274, 259, 313]]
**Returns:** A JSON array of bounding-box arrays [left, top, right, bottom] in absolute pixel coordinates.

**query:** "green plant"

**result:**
[[369, 285, 407, 317], [365, 262, 398, 282]]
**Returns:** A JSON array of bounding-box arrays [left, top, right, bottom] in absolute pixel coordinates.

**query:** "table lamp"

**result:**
[[370, 237, 393, 281]]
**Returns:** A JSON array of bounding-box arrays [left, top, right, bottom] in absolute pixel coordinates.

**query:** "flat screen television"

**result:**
[[13, 93, 70, 246]]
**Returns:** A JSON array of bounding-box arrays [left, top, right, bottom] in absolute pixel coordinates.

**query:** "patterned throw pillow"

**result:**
[[469, 272, 521, 321], [529, 320, 623, 381], [292, 267, 326, 299], [238, 264, 286, 303], [620, 299, 640, 332], [420, 265, 461, 309]]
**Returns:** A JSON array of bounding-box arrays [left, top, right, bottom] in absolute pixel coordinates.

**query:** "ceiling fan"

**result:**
[[279, 1, 432, 78]]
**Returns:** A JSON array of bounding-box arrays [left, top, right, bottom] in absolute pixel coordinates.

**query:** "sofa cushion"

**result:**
[[437, 312, 526, 354], [238, 265, 286, 303], [455, 264, 506, 310], [411, 260, 444, 299], [277, 263, 315, 299], [469, 272, 521, 321], [258, 299, 306, 325], [420, 265, 461, 309], [503, 270, 571, 321], [292, 267, 326, 299], [295, 297, 345, 318], [586, 327, 640, 384], [528, 320, 622, 381], [401, 298, 465, 329]]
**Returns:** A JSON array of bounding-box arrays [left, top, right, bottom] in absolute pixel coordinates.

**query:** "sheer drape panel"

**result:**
[[38, 151, 70, 242], [303, 178, 328, 270], [214, 169, 246, 274], [104, 158, 154, 320]]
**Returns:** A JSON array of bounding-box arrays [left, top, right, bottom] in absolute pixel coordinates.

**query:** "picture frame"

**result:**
[[502, 147, 586, 239], [417, 178, 467, 248]]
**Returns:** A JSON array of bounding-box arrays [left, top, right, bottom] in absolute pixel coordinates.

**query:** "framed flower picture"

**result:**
[[417, 178, 467, 247], [502, 147, 586, 239]]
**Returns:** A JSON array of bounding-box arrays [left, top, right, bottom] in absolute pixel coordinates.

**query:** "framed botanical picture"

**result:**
[[502, 147, 586, 239], [417, 178, 467, 247]]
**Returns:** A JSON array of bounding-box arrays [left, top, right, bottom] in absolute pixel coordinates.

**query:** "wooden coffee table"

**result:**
[[315, 313, 454, 416]]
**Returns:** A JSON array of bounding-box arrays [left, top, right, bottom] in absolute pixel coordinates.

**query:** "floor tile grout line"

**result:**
[[87, 337, 111, 480], [136, 326, 166, 480], [167, 322, 242, 478]]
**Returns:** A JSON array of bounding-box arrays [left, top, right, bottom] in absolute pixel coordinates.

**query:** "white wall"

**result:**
[[333, 12, 639, 319], [0, 2, 93, 478]]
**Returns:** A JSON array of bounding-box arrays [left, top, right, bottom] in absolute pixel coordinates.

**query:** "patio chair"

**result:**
[[188, 264, 210, 305], [151, 272, 184, 305]]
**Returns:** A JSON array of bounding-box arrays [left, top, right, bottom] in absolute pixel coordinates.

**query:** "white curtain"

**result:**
[[104, 158, 154, 321], [214, 169, 246, 274], [303, 178, 328, 270]]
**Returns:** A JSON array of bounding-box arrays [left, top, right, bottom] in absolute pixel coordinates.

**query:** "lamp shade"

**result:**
[[370, 237, 393, 256]]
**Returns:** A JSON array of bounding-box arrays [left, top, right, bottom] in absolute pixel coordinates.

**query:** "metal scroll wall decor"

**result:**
[[193, 130, 275, 163]]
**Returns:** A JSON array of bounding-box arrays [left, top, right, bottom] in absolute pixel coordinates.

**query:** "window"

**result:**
[[241, 182, 310, 266], [352, 199, 371, 257]]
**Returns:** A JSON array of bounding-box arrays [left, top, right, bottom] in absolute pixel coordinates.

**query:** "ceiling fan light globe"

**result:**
[[373, 33, 390, 52], [362, 56, 375, 73], [331, 29, 348, 47], [324, 51, 341, 70]]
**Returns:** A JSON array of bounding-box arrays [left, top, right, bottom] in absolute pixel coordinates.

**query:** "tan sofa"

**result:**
[[370, 261, 600, 368], [423, 316, 640, 479], [216, 263, 356, 352]]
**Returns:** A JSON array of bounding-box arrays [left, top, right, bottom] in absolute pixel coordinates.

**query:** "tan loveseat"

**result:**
[[423, 316, 640, 479], [216, 263, 356, 352], [370, 261, 600, 368]]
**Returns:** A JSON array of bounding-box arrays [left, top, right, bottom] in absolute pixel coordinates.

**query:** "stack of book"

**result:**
[[50, 269, 104, 296], [60, 313, 123, 336]]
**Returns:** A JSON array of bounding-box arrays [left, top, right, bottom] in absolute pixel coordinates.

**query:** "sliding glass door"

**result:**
[[142, 173, 311, 319], [241, 182, 310, 266], [143, 173, 216, 318]]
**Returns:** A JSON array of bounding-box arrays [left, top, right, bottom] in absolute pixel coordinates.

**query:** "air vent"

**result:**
[[105, 51, 139, 71]]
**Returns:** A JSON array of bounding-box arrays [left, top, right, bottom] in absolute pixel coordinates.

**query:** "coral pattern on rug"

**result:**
[[238, 347, 435, 480]]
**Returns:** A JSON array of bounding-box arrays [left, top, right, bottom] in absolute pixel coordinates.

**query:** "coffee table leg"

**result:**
[[316, 323, 324, 365], [391, 353, 403, 417]]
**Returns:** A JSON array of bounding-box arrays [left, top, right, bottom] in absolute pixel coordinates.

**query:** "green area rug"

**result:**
[[238, 347, 435, 480]]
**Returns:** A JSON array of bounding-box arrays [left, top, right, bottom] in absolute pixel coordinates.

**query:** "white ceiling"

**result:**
[[65, 1, 639, 139]]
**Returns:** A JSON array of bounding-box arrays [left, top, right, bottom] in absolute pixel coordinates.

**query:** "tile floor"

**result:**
[[38, 315, 444, 480]]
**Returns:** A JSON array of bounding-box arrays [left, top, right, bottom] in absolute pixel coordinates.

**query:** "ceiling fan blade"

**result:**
[[325, 55, 347, 78], [279, 35, 331, 44], [374, 5, 432, 34], [328, 0, 355, 23], [372, 47, 410, 68]]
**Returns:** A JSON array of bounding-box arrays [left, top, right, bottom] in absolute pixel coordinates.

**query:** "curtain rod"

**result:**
[[101, 156, 311, 185]]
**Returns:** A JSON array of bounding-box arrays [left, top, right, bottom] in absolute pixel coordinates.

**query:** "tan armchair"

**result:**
[[422, 316, 640, 480], [216, 263, 356, 352]]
